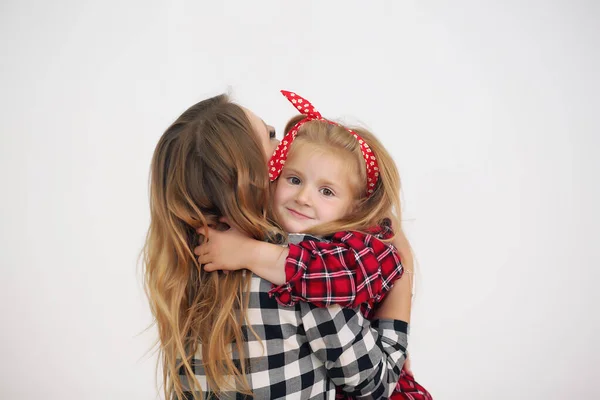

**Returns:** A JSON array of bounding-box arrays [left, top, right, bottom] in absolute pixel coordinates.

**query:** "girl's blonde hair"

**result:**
[[281, 115, 403, 238], [143, 94, 280, 399], [281, 115, 415, 287]]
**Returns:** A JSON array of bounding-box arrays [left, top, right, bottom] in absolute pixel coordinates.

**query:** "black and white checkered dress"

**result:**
[[182, 275, 408, 399]]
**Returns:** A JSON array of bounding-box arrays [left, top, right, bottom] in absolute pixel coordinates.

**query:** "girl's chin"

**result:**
[[280, 220, 306, 233]]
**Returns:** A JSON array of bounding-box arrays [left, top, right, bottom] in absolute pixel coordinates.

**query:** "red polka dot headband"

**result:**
[[269, 90, 380, 197]]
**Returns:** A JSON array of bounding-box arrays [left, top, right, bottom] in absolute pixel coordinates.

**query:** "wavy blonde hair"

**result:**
[[143, 94, 280, 399]]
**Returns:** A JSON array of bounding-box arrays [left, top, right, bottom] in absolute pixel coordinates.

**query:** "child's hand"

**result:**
[[194, 220, 288, 285], [194, 225, 256, 272]]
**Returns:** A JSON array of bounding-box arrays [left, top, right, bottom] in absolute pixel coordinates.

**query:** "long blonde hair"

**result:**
[[143, 94, 279, 399], [281, 115, 404, 238]]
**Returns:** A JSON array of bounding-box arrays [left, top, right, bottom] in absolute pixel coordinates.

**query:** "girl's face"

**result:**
[[273, 144, 358, 233], [243, 107, 279, 160]]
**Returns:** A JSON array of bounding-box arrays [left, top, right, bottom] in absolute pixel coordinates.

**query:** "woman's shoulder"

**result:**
[[244, 275, 304, 335]]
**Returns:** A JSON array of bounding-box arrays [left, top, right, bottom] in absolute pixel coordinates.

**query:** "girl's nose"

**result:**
[[295, 186, 311, 205]]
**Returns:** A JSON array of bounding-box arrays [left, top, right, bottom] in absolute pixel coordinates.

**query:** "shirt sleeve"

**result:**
[[269, 226, 403, 309], [300, 302, 408, 399]]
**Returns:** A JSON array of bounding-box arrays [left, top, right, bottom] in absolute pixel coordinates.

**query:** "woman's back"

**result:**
[[183, 275, 408, 399]]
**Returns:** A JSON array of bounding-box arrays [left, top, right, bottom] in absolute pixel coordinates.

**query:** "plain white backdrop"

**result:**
[[1, 1, 598, 399]]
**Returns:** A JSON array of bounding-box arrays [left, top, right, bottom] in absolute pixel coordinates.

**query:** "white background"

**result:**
[[1, 1, 598, 399]]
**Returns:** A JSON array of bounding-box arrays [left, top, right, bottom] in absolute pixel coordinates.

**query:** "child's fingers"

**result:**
[[202, 263, 228, 274], [196, 245, 212, 264], [194, 243, 212, 256], [203, 262, 216, 272], [197, 252, 212, 265]]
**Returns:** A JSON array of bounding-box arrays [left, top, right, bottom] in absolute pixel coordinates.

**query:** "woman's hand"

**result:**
[[403, 353, 414, 377], [194, 224, 257, 272]]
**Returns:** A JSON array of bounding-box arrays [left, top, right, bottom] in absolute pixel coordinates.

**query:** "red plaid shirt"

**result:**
[[269, 221, 433, 400], [269, 222, 401, 318]]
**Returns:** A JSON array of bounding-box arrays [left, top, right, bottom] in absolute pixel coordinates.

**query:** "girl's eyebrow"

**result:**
[[320, 178, 339, 188], [283, 167, 302, 176]]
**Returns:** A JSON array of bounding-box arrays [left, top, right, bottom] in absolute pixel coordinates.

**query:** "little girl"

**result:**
[[196, 91, 432, 399]]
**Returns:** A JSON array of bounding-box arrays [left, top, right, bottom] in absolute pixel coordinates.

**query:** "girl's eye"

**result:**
[[288, 176, 301, 185], [269, 128, 276, 139], [320, 188, 335, 197]]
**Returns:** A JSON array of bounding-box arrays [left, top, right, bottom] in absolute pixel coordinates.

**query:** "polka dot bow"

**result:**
[[269, 90, 380, 197]]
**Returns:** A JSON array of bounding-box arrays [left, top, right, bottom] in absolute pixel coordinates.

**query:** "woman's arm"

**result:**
[[374, 270, 412, 322], [375, 222, 414, 323], [300, 302, 408, 399]]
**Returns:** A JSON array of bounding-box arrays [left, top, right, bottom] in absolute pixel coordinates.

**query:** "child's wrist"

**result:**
[[249, 241, 277, 269], [246, 240, 267, 272], [248, 242, 287, 285]]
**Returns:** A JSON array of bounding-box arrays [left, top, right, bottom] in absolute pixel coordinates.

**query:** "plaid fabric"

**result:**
[[182, 276, 408, 399], [269, 221, 402, 318], [269, 223, 433, 400], [390, 371, 433, 400]]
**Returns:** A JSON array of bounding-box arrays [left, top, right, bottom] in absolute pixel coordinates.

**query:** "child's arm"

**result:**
[[270, 227, 403, 308], [195, 223, 403, 308], [195, 226, 288, 285]]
